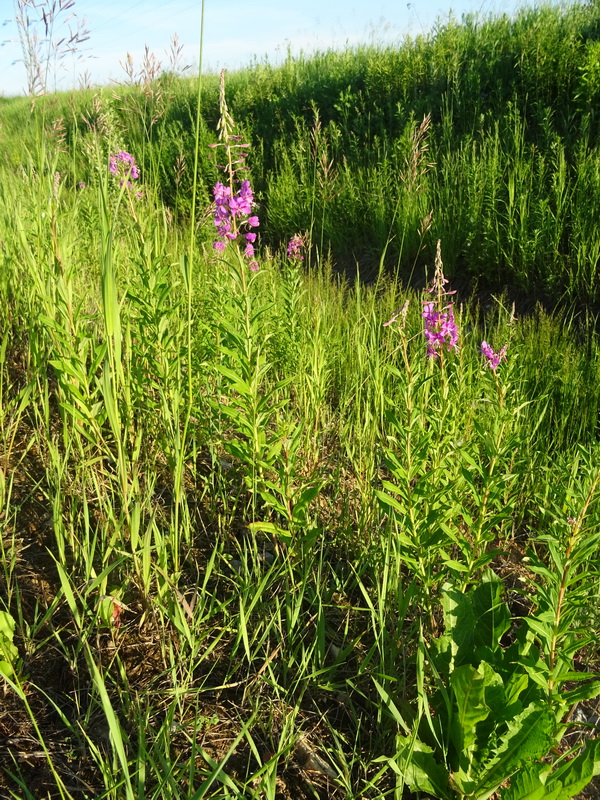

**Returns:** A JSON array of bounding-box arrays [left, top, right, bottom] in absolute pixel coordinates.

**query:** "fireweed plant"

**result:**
[[379, 242, 521, 610], [286, 233, 305, 261], [481, 340, 508, 371], [376, 249, 600, 798], [212, 179, 259, 269], [208, 73, 319, 536], [378, 244, 467, 626]]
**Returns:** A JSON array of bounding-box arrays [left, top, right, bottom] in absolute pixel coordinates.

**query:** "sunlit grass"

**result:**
[[1, 4, 600, 797]]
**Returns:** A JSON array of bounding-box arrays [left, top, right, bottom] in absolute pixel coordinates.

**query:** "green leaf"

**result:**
[[439, 552, 470, 572], [395, 737, 453, 799], [292, 485, 321, 522], [85, 645, 135, 800], [375, 487, 406, 514], [372, 678, 411, 734], [0, 610, 18, 679], [247, 521, 292, 545], [451, 663, 491, 753], [474, 702, 556, 796], [561, 680, 600, 706], [298, 526, 321, 548], [545, 737, 600, 799], [256, 489, 288, 517], [471, 572, 511, 651], [499, 763, 553, 800], [437, 582, 475, 670], [101, 364, 121, 441]]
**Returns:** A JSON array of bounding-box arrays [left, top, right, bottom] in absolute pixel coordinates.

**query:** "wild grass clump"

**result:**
[[0, 13, 600, 800]]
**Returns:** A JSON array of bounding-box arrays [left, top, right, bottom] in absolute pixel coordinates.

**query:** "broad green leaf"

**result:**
[[474, 661, 509, 745], [472, 572, 511, 651], [475, 702, 556, 796], [499, 763, 553, 800], [395, 737, 453, 799], [438, 582, 475, 670], [544, 737, 600, 799], [451, 663, 491, 753]]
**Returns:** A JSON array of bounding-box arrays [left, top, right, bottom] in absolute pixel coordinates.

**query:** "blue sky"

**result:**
[[1, 0, 539, 97]]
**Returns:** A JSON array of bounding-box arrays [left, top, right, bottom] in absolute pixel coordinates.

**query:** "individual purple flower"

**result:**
[[214, 181, 231, 201], [481, 341, 508, 370]]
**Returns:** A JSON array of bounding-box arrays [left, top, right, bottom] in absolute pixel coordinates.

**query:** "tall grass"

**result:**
[[1, 4, 600, 798], [5, 1, 600, 301]]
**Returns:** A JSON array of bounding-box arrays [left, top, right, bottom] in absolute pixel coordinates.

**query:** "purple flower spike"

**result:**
[[211, 175, 260, 268], [109, 150, 140, 189], [481, 341, 508, 370], [208, 89, 259, 270], [422, 301, 459, 358], [421, 240, 460, 358], [287, 234, 304, 261]]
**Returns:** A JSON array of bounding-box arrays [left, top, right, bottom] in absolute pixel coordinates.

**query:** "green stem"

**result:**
[[548, 466, 600, 690]]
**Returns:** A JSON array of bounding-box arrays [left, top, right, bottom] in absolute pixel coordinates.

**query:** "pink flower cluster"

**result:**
[[421, 240, 459, 358], [109, 150, 140, 189], [287, 234, 304, 261], [422, 301, 459, 358], [480, 341, 508, 370], [213, 179, 259, 270]]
